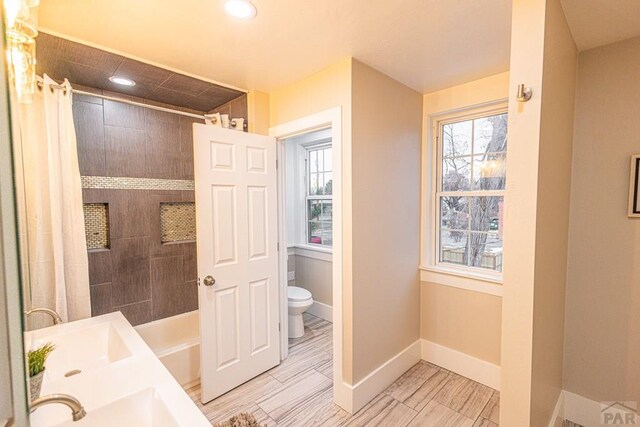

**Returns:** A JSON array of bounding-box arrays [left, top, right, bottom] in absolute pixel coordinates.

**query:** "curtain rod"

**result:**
[[36, 80, 244, 128]]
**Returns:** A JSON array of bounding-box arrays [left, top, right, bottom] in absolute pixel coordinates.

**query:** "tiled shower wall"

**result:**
[[73, 89, 207, 326]]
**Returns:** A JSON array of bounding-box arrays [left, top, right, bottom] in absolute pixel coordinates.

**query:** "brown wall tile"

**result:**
[[73, 101, 106, 176], [88, 249, 112, 285], [146, 120, 181, 179], [90, 283, 113, 316], [179, 116, 201, 180], [114, 301, 152, 326], [104, 99, 145, 130], [111, 237, 150, 307], [182, 281, 199, 314], [182, 242, 197, 282], [150, 256, 185, 320], [109, 190, 150, 239], [104, 126, 147, 178]]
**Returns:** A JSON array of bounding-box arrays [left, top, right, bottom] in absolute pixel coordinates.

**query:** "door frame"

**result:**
[[269, 107, 348, 406]]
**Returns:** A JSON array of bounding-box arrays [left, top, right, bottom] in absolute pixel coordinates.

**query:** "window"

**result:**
[[306, 144, 333, 247], [436, 111, 507, 273]]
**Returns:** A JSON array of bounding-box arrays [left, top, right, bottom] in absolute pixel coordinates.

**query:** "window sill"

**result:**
[[419, 265, 503, 297], [288, 244, 333, 262]]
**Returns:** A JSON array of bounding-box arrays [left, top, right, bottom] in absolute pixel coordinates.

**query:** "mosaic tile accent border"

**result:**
[[81, 176, 194, 191], [160, 202, 196, 243], [83, 203, 109, 250]]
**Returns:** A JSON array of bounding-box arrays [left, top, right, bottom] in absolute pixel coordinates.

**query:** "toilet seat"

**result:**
[[288, 286, 312, 302]]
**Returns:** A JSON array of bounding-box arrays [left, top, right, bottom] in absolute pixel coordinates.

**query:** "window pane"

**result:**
[[308, 221, 322, 244], [442, 157, 471, 191], [440, 196, 469, 230], [321, 200, 332, 220], [323, 172, 333, 195], [308, 200, 321, 221], [472, 153, 506, 190], [309, 173, 318, 195], [316, 149, 324, 173], [320, 221, 333, 247], [440, 230, 468, 266], [473, 113, 508, 154], [442, 121, 472, 157], [469, 231, 503, 272], [469, 196, 503, 232], [324, 148, 332, 172], [310, 150, 318, 173]]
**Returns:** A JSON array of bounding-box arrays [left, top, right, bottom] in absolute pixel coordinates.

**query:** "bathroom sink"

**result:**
[[30, 322, 132, 382], [54, 389, 179, 427]]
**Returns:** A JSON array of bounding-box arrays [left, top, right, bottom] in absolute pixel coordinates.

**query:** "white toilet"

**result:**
[[287, 286, 313, 338]]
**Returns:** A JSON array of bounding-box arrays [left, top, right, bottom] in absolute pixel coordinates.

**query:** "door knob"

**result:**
[[203, 276, 216, 286]]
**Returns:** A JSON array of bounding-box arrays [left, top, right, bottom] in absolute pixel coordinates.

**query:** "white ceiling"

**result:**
[[38, 0, 512, 94], [561, 0, 640, 51]]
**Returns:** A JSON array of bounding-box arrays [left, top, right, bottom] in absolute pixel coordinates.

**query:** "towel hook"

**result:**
[[517, 84, 532, 102]]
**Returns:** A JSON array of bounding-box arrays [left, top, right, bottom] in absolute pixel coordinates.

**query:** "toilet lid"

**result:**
[[288, 286, 312, 302]]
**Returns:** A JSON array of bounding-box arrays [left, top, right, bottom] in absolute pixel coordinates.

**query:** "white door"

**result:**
[[193, 124, 280, 403]]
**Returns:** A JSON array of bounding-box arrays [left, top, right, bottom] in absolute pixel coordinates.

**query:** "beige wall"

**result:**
[[269, 57, 355, 383], [271, 58, 422, 387], [351, 60, 422, 383], [564, 36, 640, 404], [421, 284, 502, 364], [529, 1, 577, 424], [420, 71, 509, 366], [293, 255, 332, 306], [247, 90, 270, 135], [501, 0, 577, 425]]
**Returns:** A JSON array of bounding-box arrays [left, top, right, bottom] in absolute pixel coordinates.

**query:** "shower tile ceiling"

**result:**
[[36, 32, 244, 112]]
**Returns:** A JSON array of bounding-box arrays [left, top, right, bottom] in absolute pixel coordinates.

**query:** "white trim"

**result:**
[[307, 301, 333, 322], [289, 245, 333, 262], [420, 267, 503, 297], [346, 340, 422, 414], [421, 99, 509, 286], [269, 107, 347, 411], [420, 339, 501, 391], [548, 391, 565, 427]]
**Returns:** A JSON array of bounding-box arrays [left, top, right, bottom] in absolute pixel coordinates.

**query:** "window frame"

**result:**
[[304, 142, 333, 248], [423, 100, 508, 286]]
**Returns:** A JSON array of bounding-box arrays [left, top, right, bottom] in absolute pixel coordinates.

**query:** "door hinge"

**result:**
[[277, 242, 280, 252], [278, 322, 281, 332], [276, 159, 279, 169]]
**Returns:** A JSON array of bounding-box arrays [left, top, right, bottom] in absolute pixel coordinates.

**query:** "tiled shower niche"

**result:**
[[160, 202, 196, 243], [83, 203, 110, 250]]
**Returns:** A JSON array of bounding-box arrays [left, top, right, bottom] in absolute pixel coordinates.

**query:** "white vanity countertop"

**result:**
[[25, 312, 210, 427]]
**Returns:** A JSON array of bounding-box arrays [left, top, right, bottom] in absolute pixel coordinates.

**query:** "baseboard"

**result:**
[[182, 378, 201, 390], [549, 390, 638, 427], [348, 340, 422, 413], [307, 301, 333, 322], [420, 339, 501, 391]]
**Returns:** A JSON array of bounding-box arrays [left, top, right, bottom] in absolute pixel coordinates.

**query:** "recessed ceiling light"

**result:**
[[109, 76, 136, 87], [224, 0, 257, 19]]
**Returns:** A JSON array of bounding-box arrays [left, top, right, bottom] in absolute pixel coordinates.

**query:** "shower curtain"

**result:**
[[17, 74, 91, 327]]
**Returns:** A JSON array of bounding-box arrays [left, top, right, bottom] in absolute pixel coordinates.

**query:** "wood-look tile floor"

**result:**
[[187, 313, 500, 426]]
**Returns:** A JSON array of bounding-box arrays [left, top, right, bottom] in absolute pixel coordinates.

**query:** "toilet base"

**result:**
[[288, 313, 305, 338]]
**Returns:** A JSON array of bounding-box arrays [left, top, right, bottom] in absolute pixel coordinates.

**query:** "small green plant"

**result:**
[[28, 343, 55, 377]]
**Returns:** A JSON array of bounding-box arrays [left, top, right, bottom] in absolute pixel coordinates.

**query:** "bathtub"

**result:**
[[135, 310, 200, 388]]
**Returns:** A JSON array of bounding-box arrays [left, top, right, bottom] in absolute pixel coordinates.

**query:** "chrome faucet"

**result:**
[[30, 394, 86, 421], [25, 307, 63, 325]]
